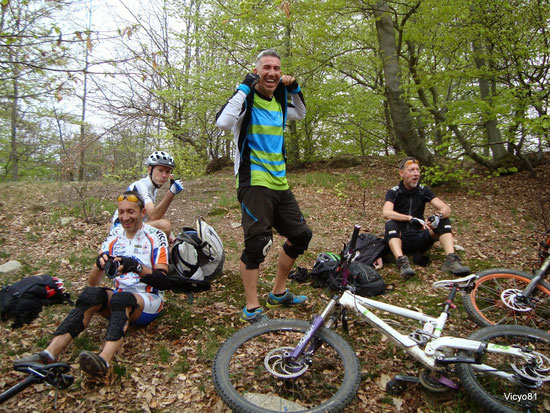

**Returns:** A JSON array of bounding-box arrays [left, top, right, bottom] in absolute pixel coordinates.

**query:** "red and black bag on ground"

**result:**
[[0, 274, 72, 328]]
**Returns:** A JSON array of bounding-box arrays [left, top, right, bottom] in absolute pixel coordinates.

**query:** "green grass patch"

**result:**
[[291, 171, 350, 189], [158, 344, 171, 363], [168, 357, 190, 378], [207, 207, 228, 217], [68, 248, 96, 272], [216, 192, 238, 209], [379, 396, 394, 405], [113, 363, 127, 378]]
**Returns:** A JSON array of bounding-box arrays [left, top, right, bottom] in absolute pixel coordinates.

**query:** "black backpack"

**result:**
[[310, 253, 341, 290], [309, 253, 387, 297], [349, 233, 388, 267], [348, 261, 387, 297], [0, 275, 72, 328]]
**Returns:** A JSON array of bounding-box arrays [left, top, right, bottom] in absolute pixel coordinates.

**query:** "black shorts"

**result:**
[[384, 220, 435, 253], [237, 186, 309, 241], [400, 229, 436, 253]]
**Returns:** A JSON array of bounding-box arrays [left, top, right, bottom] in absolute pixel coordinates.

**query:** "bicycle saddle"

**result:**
[[13, 362, 71, 375], [432, 273, 477, 289], [14, 362, 74, 390]]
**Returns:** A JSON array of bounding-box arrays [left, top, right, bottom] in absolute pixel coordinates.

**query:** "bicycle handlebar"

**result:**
[[349, 225, 361, 251]]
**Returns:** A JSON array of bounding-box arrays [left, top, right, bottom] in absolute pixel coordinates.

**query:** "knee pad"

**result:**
[[433, 217, 452, 235], [384, 220, 401, 242], [105, 292, 138, 342], [283, 229, 313, 259], [241, 234, 273, 270], [53, 287, 108, 338]]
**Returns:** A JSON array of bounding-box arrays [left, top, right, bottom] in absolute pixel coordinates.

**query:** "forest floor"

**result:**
[[1, 155, 549, 412]]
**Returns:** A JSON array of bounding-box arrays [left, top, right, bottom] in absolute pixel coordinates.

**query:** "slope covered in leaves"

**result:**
[[0, 156, 549, 412]]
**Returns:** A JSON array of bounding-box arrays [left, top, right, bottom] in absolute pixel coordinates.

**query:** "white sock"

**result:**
[[43, 349, 56, 361]]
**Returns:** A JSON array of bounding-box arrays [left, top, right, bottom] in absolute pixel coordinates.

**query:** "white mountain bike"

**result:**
[[212, 225, 550, 412]]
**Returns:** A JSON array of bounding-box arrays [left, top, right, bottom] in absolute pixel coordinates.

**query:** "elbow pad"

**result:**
[[141, 269, 171, 290]]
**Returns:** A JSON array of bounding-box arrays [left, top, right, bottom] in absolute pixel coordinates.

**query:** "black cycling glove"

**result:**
[[96, 253, 110, 270], [237, 73, 260, 95], [119, 256, 142, 273], [242, 73, 259, 88], [286, 79, 300, 92], [409, 217, 425, 228]]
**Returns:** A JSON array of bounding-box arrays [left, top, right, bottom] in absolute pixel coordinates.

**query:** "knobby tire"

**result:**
[[456, 325, 550, 413], [462, 268, 550, 332], [212, 319, 361, 412]]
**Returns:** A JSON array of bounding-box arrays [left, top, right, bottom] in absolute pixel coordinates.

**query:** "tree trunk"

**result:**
[[373, 1, 433, 165], [10, 73, 19, 181], [9, 10, 21, 182], [472, 40, 508, 162]]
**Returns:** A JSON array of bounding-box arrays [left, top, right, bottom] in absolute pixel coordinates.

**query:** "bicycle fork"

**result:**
[[287, 296, 340, 362]]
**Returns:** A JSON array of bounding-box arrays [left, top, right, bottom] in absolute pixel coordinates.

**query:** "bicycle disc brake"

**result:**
[[264, 347, 310, 379], [500, 289, 535, 312], [511, 350, 550, 385]]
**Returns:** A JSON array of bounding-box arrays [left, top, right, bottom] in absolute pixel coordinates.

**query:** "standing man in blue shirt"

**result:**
[[216, 49, 312, 323]]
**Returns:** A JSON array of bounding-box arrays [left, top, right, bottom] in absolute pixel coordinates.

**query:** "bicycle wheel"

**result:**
[[212, 319, 361, 412], [456, 325, 550, 413], [462, 268, 550, 331]]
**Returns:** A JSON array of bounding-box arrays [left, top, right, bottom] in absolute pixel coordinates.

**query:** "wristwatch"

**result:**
[[135, 263, 143, 273]]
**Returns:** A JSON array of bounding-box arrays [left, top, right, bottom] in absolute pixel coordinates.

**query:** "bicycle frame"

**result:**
[[287, 224, 541, 388], [338, 290, 527, 378], [290, 283, 530, 386], [521, 254, 550, 298]]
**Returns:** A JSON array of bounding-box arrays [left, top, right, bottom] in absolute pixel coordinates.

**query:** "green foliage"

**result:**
[[1, 0, 549, 183], [422, 162, 480, 187], [72, 333, 98, 354], [491, 167, 518, 177]]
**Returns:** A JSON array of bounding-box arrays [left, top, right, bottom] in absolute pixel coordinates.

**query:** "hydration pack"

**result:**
[[309, 252, 387, 297], [0, 274, 72, 328], [348, 233, 388, 267], [171, 218, 225, 282]]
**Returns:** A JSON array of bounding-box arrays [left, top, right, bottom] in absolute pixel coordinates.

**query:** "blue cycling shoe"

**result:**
[[240, 307, 268, 323], [266, 289, 307, 308]]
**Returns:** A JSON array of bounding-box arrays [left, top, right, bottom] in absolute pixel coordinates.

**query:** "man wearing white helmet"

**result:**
[[111, 151, 184, 241]]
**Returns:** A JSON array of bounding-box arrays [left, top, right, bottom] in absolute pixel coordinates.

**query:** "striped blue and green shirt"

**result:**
[[241, 94, 288, 190]]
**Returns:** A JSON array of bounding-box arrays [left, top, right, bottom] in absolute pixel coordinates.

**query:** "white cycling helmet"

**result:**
[[147, 151, 176, 169]]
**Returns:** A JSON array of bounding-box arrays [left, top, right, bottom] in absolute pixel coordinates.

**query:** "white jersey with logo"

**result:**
[[111, 176, 158, 224], [100, 223, 169, 298]]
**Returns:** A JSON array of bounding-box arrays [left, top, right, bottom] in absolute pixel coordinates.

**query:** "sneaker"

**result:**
[[266, 289, 307, 308], [441, 253, 470, 275], [14, 351, 54, 366], [396, 256, 415, 279], [79, 351, 109, 377], [240, 307, 269, 323]]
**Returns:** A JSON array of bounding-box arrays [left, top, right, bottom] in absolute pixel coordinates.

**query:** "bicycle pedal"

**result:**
[[394, 374, 420, 383]]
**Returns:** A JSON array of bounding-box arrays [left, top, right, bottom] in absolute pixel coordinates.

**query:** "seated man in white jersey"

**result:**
[[112, 151, 184, 241], [15, 191, 171, 378]]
